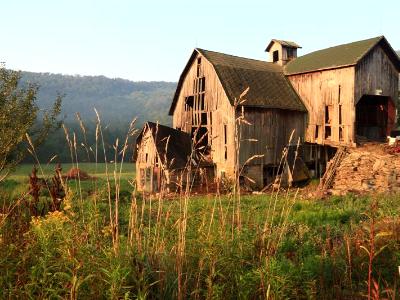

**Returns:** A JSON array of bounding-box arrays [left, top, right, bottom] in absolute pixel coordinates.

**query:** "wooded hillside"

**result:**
[[18, 71, 176, 163], [20, 71, 176, 126]]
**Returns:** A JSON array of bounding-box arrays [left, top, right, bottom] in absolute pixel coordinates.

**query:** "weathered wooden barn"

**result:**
[[135, 35, 400, 191], [283, 36, 400, 146], [133, 122, 192, 192], [168, 48, 307, 188]]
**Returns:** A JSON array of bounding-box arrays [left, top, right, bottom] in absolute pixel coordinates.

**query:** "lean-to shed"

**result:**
[[133, 122, 192, 192]]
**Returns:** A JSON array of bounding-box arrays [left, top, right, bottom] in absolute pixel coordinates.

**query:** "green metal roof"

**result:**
[[169, 49, 306, 114], [285, 36, 400, 75]]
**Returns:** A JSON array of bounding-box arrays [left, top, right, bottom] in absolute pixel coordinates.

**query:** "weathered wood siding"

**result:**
[[355, 45, 399, 104], [173, 51, 305, 183], [239, 108, 306, 166], [172, 52, 236, 177], [136, 129, 158, 192], [288, 67, 356, 146]]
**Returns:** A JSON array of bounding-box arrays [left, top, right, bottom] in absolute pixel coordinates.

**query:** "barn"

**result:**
[[135, 35, 400, 191], [169, 48, 307, 188], [284, 36, 400, 146], [133, 122, 192, 193]]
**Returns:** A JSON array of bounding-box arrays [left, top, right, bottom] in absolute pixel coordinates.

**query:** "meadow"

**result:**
[[1, 162, 399, 299]]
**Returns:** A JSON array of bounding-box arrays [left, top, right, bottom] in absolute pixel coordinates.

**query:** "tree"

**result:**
[[0, 64, 62, 181]]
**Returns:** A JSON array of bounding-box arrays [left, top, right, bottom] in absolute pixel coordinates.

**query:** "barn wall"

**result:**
[[288, 67, 356, 146], [239, 108, 306, 166], [355, 45, 399, 104], [136, 128, 158, 192], [172, 52, 236, 177]]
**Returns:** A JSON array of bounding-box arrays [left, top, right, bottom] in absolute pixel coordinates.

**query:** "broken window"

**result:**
[[185, 96, 194, 111], [273, 50, 279, 63], [325, 105, 332, 124], [197, 57, 201, 77], [315, 125, 319, 140], [286, 48, 295, 59], [201, 112, 207, 125], [192, 126, 208, 149], [325, 126, 332, 140], [339, 127, 344, 141], [324, 105, 332, 140], [200, 77, 205, 92]]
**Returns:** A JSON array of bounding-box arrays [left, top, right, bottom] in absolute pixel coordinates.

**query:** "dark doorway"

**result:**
[[356, 95, 391, 142]]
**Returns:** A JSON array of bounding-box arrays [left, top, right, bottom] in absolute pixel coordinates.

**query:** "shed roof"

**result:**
[[169, 48, 306, 115], [265, 39, 302, 52], [134, 122, 192, 169], [285, 36, 400, 75]]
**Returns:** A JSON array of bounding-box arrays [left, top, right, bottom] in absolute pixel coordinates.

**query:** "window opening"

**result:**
[[273, 50, 279, 63], [224, 124, 228, 160], [197, 57, 201, 77]]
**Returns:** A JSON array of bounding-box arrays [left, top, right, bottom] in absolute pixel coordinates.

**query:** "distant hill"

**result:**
[[16, 71, 176, 163], [20, 72, 176, 126]]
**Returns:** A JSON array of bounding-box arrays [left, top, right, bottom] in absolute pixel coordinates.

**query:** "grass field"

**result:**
[[8, 162, 136, 180], [1, 163, 400, 299]]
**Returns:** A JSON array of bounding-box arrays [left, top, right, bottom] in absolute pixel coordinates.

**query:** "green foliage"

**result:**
[[15, 72, 176, 163], [19, 71, 175, 126], [1, 174, 400, 298], [0, 67, 61, 180]]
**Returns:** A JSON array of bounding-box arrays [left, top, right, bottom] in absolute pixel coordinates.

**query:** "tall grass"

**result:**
[[1, 107, 400, 299]]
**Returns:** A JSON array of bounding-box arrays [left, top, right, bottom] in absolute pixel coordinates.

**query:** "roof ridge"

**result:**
[[298, 36, 382, 60], [285, 36, 385, 75], [196, 48, 274, 65]]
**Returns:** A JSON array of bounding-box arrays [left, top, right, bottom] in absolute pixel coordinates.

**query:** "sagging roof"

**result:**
[[265, 39, 302, 52], [285, 36, 400, 75], [169, 48, 307, 115], [134, 122, 192, 169]]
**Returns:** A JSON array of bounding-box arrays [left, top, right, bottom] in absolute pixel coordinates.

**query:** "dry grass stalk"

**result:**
[[94, 108, 115, 252]]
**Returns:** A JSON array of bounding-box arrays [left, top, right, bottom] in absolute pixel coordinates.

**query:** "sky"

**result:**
[[1, 0, 399, 81]]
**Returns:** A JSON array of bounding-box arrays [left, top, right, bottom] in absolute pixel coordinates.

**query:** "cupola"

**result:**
[[265, 39, 301, 66]]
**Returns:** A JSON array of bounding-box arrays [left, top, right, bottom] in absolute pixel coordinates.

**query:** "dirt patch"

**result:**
[[63, 168, 93, 180]]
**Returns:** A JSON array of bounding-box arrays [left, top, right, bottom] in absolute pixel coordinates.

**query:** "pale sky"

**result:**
[[1, 0, 399, 81]]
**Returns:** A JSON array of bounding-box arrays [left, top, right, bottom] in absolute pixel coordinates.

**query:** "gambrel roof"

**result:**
[[169, 48, 306, 115], [133, 122, 192, 169], [285, 36, 400, 75]]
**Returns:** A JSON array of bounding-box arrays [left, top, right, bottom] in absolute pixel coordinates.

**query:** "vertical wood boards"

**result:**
[[172, 52, 236, 177], [288, 67, 356, 146], [355, 45, 399, 104], [136, 128, 158, 192], [287, 44, 399, 148], [239, 108, 306, 166]]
